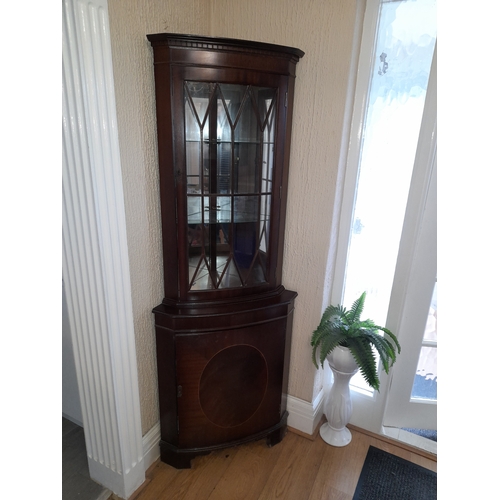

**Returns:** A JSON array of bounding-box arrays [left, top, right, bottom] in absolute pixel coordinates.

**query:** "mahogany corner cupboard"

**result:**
[[147, 33, 304, 469]]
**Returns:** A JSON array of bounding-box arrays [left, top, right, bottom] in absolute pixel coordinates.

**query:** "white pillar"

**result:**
[[62, 0, 145, 497]]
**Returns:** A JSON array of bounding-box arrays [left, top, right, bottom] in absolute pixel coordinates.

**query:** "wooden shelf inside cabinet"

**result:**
[[148, 33, 303, 468]]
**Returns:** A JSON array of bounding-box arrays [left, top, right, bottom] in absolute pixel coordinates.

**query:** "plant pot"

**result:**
[[319, 346, 359, 447]]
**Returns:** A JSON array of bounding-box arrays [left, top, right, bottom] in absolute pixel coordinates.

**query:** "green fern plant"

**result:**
[[311, 292, 401, 391]]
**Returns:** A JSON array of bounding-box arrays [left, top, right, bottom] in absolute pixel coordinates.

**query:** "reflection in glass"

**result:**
[[184, 82, 277, 290]]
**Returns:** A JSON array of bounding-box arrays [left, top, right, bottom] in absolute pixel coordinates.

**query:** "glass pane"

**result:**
[[217, 142, 231, 194], [185, 82, 276, 290], [233, 195, 257, 223], [411, 346, 437, 400], [187, 196, 203, 224], [344, 0, 437, 322], [423, 280, 437, 342], [344, 0, 437, 394], [263, 96, 275, 195], [235, 142, 259, 193], [218, 84, 248, 134], [233, 87, 258, 144], [185, 82, 211, 138], [185, 83, 208, 194], [186, 141, 201, 193], [259, 194, 271, 255], [411, 281, 437, 400]]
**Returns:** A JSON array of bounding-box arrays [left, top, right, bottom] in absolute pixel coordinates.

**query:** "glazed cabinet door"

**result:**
[[171, 67, 287, 300]]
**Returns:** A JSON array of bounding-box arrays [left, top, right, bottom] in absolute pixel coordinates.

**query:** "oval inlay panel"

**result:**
[[199, 345, 268, 428]]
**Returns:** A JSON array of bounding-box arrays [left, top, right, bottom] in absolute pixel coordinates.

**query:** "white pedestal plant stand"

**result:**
[[320, 346, 359, 447]]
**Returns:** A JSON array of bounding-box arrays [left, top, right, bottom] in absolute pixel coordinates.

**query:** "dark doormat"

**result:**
[[353, 446, 437, 500]]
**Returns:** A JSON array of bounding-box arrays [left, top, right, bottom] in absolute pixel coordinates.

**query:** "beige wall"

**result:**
[[107, 0, 211, 434], [210, 0, 359, 404], [107, 0, 359, 435]]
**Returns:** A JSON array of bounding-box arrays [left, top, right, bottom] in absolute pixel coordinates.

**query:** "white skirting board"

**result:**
[[286, 390, 325, 436], [142, 422, 162, 471], [89, 422, 161, 498]]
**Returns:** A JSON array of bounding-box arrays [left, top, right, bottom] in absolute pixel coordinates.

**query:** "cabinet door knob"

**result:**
[[177, 385, 183, 397]]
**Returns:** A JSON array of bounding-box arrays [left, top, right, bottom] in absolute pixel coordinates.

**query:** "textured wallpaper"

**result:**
[[107, 0, 211, 435], [107, 0, 359, 435], [211, 0, 358, 403]]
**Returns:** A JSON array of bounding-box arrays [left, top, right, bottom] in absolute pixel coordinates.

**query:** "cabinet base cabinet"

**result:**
[[158, 412, 288, 470], [153, 287, 296, 469]]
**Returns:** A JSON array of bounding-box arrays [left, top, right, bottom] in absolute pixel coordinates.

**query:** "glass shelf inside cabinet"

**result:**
[[185, 81, 277, 291]]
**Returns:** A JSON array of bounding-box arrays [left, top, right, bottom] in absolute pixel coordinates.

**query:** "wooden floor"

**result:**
[[119, 425, 436, 500]]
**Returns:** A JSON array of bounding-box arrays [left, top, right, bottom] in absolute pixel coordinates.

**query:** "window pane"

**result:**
[[344, 0, 436, 392], [411, 346, 437, 400], [423, 280, 437, 342], [411, 282, 437, 400]]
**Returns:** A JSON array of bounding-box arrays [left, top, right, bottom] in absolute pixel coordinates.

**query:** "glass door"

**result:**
[[355, 46, 436, 434], [339, 0, 437, 396], [329, 0, 437, 434], [383, 143, 437, 431], [184, 82, 277, 291]]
